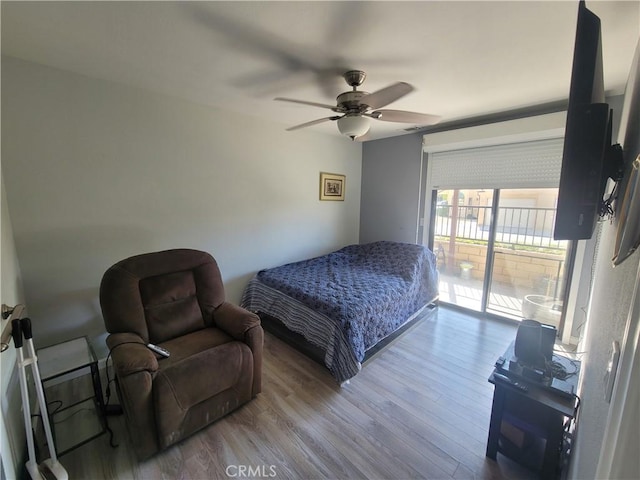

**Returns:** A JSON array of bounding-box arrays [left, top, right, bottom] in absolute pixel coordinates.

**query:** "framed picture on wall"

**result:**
[[320, 172, 345, 201]]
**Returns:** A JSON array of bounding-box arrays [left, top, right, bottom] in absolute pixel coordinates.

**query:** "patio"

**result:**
[[437, 270, 562, 328], [438, 271, 526, 320]]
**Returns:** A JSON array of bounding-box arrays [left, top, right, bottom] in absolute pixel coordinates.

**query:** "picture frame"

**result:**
[[319, 172, 345, 201]]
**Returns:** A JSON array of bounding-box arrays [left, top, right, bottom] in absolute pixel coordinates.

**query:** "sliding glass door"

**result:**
[[431, 187, 571, 330], [487, 188, 569, 326], [433, 189, 494, 312]]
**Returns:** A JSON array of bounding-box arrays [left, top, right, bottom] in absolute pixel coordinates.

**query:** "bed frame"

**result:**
[[258, 299, 438, 370]]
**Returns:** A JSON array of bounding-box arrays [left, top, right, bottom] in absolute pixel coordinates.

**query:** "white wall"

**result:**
[[568, 38, 640, 480], [1, 56, 362, 349], [0, 173, 26, 480], [570, 227, 639, 480]]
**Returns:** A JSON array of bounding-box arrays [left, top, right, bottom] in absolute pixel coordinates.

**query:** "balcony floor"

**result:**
[[438, 271, 563, 329], [438, 271, 525, 320]]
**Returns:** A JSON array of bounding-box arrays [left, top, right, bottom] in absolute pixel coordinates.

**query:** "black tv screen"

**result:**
[[554, 1, 616, 240]]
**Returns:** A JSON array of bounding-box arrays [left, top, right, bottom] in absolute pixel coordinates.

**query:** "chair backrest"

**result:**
[[100, 249, 225, 344]]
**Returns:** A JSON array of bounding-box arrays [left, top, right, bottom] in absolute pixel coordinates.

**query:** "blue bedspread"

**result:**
[[241, 241, 438, 383]]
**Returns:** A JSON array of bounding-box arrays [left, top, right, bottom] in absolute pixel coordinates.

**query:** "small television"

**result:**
[[554, 0, 623, 241]]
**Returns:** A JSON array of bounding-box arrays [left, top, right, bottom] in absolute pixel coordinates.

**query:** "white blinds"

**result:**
[[428, 137, 564, 190]]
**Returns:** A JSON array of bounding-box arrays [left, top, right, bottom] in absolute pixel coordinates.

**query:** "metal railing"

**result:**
[[434, 205, 567, 250]]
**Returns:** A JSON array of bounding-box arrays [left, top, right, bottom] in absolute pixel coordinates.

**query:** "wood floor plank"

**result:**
[[348, 365, 490, 472], [57, 307, 541, 479], [294, 380, 454, 479], [339, 378, 462, 475]]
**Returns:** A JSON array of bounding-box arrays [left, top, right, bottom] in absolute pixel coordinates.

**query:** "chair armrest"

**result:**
[[244, 322, 263, 396], [106, 332, 158, 376], [213, 302, 261, 341], [213, 302, 263, 396], [105, 332, 160, 459]]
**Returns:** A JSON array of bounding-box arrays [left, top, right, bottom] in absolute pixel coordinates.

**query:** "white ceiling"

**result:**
[[2, 1, 639, 141]]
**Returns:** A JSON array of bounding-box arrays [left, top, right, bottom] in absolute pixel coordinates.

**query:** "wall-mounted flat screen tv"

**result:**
[[554, 1, 623, 241]]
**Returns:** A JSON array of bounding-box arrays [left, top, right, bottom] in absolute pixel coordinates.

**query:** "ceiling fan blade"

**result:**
[[286, 116, 341, 131], [360, 82, 414, 109], [187, 4, 353, 97], [371, 109, 442, 125], [275, 97, 339, 111], [189, 5, 318, 75]]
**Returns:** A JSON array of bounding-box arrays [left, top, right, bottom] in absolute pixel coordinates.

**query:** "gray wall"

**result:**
[[359, 133, 424, 244], [1, 56, 362, 349]]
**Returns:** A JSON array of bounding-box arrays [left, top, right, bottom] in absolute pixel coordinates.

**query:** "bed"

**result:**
[[240, 241, 439, 383]]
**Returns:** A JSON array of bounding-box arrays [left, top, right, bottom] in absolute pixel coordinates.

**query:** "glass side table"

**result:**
[[37, 336, 114, 456]]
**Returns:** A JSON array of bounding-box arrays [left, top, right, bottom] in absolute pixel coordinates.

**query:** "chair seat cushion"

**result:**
[[155, 341, 249, 408], [157, 327, 234, 366], [152, 333, 254, 448]]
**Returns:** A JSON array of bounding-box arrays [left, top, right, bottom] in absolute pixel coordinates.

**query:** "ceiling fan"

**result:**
[[275, 70, 441, 140]]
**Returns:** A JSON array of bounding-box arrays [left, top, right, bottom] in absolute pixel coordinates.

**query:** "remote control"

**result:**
[[147, 343, 170, 358], [493, 372, 528, 392]]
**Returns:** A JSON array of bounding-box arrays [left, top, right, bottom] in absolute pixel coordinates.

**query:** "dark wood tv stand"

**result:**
[[486, 355, 580, 478]]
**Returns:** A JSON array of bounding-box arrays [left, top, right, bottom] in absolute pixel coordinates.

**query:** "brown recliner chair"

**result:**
[[99, 249, 262, 460]]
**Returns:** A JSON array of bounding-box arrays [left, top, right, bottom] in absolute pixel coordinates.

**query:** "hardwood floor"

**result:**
[[58, 307, 540, 479]]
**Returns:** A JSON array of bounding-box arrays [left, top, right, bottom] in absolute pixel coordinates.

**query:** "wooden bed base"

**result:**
[[258, 299, 439, 370]]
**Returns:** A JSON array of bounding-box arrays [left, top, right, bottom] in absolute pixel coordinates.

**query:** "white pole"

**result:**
[[20, 318, 68, 480], [12, 319, 43, 480]]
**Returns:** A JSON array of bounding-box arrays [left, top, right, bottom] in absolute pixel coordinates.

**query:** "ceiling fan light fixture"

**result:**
[[337, 115, 370, 140], [276, 70, 439, 139]]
